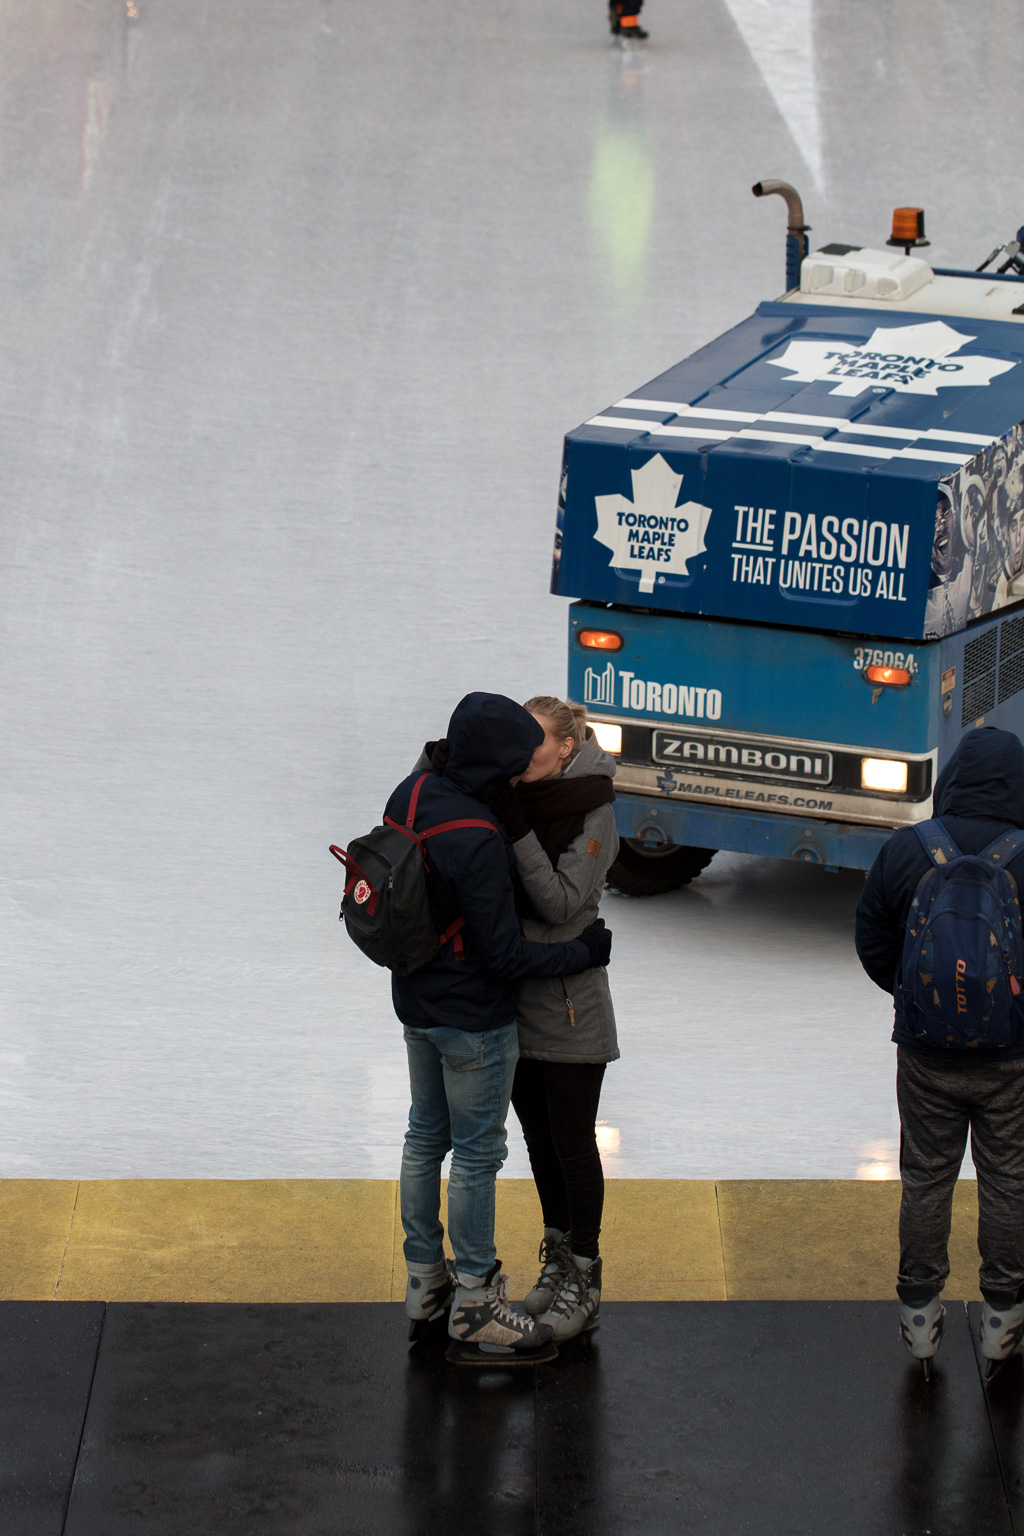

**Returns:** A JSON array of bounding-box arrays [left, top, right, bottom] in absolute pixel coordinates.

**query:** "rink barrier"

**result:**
[[0, 1178, 983, 1304]]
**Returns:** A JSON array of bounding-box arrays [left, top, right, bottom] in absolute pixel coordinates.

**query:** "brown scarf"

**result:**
[[515, 773, 615, 865]]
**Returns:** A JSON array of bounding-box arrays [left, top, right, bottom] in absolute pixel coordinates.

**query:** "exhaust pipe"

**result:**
[[752, 180, 810, 293]]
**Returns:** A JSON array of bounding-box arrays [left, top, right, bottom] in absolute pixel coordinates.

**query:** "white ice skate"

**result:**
[[980, 1298, 1024, 1381], [898, 1295, 945, 1380], [405, 1259, 456, 1343]]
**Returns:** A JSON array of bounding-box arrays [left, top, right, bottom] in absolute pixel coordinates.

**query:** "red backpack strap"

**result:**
[[420, 817, 499, 840], [384, 816, 427, 850], [392, 792, 499, 960], [438, 916, 466, 960], [405, 772, 431, 828], [401, 772, 499, 844], [379, 773, 438, 869], [422, 820, 500, 958]]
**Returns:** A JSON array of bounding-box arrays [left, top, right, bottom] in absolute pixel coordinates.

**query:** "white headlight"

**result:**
[[861, 757, 908, 793], [592, 722, 623, 755]]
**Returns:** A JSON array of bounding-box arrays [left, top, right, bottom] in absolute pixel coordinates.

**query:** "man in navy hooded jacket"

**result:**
[[856, 727, 1024, 1372], [390, 692, 612, 1356]]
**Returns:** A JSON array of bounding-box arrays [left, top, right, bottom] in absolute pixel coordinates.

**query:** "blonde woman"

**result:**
[[488, 697, 619, 1341]]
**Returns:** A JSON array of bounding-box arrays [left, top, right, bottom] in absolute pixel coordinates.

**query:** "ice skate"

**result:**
[[545, 1255, 602, 1343], [405, 1259, 456, 1343], [524, 1228, 572, 1316], [899, 1295, 945, 1378], [980, 1298, 1024, 1381], [446, 1261, 557, 1365]]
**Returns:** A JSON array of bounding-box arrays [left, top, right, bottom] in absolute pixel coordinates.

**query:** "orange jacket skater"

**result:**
[[609, 1, 647, 40]]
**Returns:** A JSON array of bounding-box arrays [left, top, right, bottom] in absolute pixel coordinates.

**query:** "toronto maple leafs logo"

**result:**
[[594, 454, 712, 594], [766, 320, 1016, 399]]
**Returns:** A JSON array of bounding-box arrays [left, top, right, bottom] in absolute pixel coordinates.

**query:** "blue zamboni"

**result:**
[[551, 185, 1024, 892]]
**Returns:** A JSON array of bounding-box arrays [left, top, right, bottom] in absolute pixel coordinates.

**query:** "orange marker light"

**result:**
[[887, 207, 929, 254], [866, 665, 911, 687], [891, 207, 925, 241], [578, 628, 624, 651]]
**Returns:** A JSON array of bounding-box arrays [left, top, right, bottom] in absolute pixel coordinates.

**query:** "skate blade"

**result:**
[[921, 1358, 931, 1382], [985, 1356, 1007, 1383], [446, 1339, 559, 1367], [408, 1311, 449, 1344]]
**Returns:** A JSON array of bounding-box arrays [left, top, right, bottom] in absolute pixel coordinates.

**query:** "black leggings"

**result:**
[[511, 1059, 607, 1260]]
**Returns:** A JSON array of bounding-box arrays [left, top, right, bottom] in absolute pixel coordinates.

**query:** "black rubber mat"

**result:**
[[63, 1302, 538, 1536], [0, 1302, 104, 1536], [44, 1301, 1018, 1534], [537, 1301, 1011, 1535], [968, 1300, 1024, 1528]]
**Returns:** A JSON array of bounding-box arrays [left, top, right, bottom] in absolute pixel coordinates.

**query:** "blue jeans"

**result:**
[[401, 1022, 519, 1281]]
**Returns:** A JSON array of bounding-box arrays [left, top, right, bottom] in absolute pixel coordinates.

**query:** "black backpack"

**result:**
[[329, 772, 500, 977]]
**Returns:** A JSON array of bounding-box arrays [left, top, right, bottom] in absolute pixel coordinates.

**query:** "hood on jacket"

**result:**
[[563, 726, 617, 781], [933, 726, 1024, 823], [444, 692, 544, 798]]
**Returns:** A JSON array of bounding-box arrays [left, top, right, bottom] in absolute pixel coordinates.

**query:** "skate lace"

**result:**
[[486, 1271, 525, 1328], [550, 1265, 586, 1318], [537, 1236, 568, 1280]]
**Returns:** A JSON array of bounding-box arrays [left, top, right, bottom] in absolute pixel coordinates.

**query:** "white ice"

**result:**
[[3, 0, 1020, 1179]]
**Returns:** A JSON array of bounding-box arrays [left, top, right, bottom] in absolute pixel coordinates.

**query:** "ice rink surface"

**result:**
[[3, 0, 1023, 1179]]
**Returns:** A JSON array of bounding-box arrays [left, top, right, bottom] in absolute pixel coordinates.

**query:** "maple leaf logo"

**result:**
[[766, 320, 1016, 398], [594, 454, 711, 594]]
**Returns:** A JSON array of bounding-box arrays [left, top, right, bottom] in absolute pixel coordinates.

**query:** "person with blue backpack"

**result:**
[[856, 727, 1024, 1378], [360, 692, 612, 1364]]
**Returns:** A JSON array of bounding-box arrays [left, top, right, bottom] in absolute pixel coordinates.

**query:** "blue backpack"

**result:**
[[896, 820, 1024, 1049]]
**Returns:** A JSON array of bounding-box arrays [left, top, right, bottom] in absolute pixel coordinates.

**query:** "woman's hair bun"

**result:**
[[523, 696, 588, 762]]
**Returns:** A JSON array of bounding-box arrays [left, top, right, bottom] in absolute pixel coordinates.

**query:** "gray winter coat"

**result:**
[[513, 732, 620, 1063]]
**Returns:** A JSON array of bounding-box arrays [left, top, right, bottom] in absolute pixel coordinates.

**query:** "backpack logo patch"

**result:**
[[353, 879, 373, 906], [955, 958, 968, 1015]]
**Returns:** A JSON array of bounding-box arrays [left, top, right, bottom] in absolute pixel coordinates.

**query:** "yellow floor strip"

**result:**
[[0, 1180, 78, 1301], [55, 1181, 397, 1304], [717, 1179, 981, 1301], [0, 1180, 983, 1304]]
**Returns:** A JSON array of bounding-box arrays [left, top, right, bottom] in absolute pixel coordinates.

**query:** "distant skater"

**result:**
[[609, 1, 648, 40], [856, 728, 1024, 1378], [489, 698, 619, 1342]]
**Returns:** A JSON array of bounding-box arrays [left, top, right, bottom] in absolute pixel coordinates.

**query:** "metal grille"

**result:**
[[999, 649, 1024, 705], [964, 629, 997, 684], [1001, 614, 1024, 660], [999, 613, 1024, 705], [963, 674, 996, 723], [962, 630, 997, 726]]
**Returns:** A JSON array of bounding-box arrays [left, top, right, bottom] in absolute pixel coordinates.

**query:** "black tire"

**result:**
[[606, 839, 716, 896]]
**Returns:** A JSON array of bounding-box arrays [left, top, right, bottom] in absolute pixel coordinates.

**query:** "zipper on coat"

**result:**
[[560, 978, 576, 1027]]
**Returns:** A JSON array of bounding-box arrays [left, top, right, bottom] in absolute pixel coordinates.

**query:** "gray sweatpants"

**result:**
[[897, 1045, 1024, 1304]]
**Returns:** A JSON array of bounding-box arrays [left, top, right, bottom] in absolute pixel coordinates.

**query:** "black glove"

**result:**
[[578, 918, 612, 968], [487, 779, 530, 842], [426, 739, 449, 776]]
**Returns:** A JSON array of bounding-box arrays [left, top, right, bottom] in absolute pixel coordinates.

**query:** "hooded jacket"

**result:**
[[387, 693, 596, 1032], [855, 727, 1024, 1059], [513, 729, 620, 1063]]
